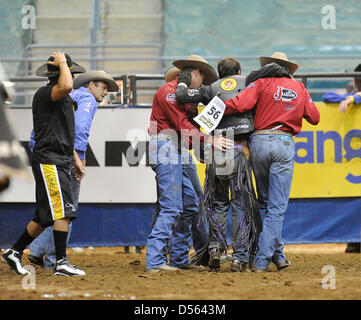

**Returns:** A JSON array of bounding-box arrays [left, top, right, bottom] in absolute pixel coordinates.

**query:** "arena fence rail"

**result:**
[[5, 72, 361, 108]]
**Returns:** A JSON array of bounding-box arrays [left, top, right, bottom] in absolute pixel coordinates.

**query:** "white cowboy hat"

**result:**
[[164, 66, 181, 83], [172, 54, 218, 85], [259, 51, 298, 75], [73, 70, 119, 92]]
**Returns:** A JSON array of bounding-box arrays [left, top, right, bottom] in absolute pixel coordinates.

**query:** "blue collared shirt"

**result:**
[[323, 91, 361, 104], [29, 86, 98, 160]]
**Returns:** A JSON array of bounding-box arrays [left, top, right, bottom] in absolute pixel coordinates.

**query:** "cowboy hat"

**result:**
[[259, 51, 298, 75], [73, 70, 119, 92], [172, 54, 218, 85], [35, 53, 85, 77], [164, 66, 181, 83]]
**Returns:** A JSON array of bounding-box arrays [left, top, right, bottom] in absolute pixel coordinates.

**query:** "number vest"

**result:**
[[210, 75, 254, 136]]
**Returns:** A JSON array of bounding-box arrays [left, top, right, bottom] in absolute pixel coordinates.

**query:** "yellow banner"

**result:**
[[194, 102, 361, 198], [292, 102, 361, 198]]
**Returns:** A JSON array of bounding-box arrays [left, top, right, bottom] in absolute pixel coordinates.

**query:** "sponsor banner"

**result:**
[[195, 102, 361, 198], [1, 102, 360, 203], [2, 108, 156, 203], [291, 102, 361, 198]]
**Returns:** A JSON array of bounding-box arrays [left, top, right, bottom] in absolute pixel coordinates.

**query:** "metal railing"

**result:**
[[6, 71, 361, 109], [2, 43, 361, 77], [8, 74, 128, 108], [0, 43, 163, 77], [294, 72, 361, 88]]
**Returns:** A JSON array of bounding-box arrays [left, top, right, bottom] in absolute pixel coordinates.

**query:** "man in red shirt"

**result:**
[[149, 66, 209, 266], [146, 55, 233, 273], [223, 52, 320, 272]]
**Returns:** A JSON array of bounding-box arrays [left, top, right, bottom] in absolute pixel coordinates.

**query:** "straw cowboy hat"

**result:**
[[172, 54, 218, 85], [164, 66, 181, 83], [259, 51, 298, 75], [35, 53, 85, 77], [73, 70, 119, 92]]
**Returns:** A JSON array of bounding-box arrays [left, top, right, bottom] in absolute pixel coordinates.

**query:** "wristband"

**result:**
[[349, 95, 355, 104]]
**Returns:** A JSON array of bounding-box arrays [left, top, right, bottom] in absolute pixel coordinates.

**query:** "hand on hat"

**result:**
[[46, 52, 67, 67]]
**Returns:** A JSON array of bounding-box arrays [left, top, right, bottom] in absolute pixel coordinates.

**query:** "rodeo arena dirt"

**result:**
[[0, 244, 360, 301]]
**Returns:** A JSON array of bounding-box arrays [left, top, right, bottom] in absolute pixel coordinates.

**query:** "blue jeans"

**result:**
[[150, 150, 208, 253], [250, 134, 295, 269], [146, 139, 198, 269], [29, 171, 81, 269], [182, 150, 209, 252]]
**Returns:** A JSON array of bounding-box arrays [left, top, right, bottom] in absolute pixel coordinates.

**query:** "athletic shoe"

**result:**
[[53, 258, 86, 276], [146, 264, 180, 273], [230, 259, 247, 272], [28, 254, 44, 268], [1, 248, 30, 275], [276, 259, 291, 270], [208, 248, 221, 269]]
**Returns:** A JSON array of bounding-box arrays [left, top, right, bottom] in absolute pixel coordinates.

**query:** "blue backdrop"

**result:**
[[0, 198, 360, 248]]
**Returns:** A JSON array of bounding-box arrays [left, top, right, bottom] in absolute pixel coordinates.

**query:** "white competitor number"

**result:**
[[194, 96, 226, 133]]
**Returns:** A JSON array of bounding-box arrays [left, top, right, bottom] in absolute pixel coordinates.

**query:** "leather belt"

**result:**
[[252, 129, 292, 137]]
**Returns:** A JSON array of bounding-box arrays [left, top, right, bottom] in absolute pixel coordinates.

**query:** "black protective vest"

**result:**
[[210, 75, 254, 136]]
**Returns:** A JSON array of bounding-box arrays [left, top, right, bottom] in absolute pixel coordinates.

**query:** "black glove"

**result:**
[[177, 70, 192, 87]]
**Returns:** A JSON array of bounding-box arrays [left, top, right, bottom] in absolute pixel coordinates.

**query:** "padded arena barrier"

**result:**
[[0, 198, 360, 248]]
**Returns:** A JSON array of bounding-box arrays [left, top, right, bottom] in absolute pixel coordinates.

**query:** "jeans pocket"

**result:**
[[149, 139, 170, 165], [276, 137, 295, 161]]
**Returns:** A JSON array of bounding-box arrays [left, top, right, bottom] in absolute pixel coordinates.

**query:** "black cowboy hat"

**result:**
[[35, 53, 85, 77]]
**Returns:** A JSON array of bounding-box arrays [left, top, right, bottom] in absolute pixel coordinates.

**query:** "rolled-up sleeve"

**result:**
[[323, 91, 348, 103]]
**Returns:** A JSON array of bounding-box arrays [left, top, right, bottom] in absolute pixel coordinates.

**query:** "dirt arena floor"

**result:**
[[0, 243, 360, 301]]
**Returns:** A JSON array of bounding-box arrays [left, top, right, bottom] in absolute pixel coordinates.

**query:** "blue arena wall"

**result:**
[[0, 198, 360, 248]]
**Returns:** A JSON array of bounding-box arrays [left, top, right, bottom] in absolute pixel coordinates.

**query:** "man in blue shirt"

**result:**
[[28, 70, 119, 269], [323, 64, 361, 113]]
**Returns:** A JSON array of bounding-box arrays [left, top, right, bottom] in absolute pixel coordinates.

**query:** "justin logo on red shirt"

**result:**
[[274, 86, 297, 102]]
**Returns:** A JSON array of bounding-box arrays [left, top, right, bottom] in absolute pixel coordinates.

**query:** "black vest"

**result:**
[[210, 75, 254, 137]]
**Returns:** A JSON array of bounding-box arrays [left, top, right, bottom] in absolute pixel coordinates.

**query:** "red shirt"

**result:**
[[149, 80, 208, 143], [224, 77, 320, 135]]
